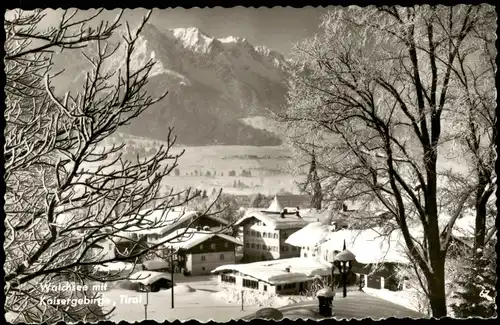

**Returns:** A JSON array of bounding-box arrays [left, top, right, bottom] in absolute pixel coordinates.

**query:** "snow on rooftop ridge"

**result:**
[[211, 257, 331, 284], [285, 222, 335, 247]]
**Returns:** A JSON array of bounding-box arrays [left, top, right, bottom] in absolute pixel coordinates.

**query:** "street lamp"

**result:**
[[333, 240, 356, 298]]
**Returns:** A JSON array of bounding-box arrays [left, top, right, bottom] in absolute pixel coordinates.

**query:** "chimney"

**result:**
[[342, 203, 348, 212], [280, 209, 287, 218], [285, 266, 291, 272]]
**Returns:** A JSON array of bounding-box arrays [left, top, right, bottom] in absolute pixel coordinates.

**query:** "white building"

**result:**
[[160, 228, 242, 275], [121, 208, 230, 244], [211, 257, 332, 295], [234, 194, 332, 262]]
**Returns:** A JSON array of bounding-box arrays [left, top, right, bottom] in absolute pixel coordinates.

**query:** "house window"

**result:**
[[224, 242, 229, 248], [202, 267, 206, 271], [283, 232, 288, 239], [221, 274, 236, 283], [263, 233, 267, 238], [211, 243, 216, 249], [245, 230, 249, 235], [262, 223, 266, 227], [291, 246, 297, 251], [277, 285, 282, 290], [262, 244, 267, 250], [251, 231, 255, 236], [242, 279, 258, 289], [246, 243, 250, 248], [220, 254, 225, 260], [200, 244, 204, 249], [274, 234, 278, 239], [256, 244, 261, 250], [283, 283, 295, 290], [304, 253, 307, 258], [251, 243, 255, 249], [264, 285, 267, 291], [201, 255, 206, 261]]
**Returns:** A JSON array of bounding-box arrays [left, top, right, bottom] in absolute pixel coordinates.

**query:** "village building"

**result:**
[[287, 218, 477, 292], [211, 257, 332, 295], [161, 228, 242, 276], [122, 207, 230, 244], [234, 194, 334, 262]]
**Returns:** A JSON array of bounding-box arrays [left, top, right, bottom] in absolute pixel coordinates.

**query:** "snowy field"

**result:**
[[99, 274, 316, 322], [101, 275, 261, 322]]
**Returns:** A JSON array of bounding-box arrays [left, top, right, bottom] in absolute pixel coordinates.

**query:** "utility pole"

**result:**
[[241, 290, 244, 311], [144, 286, 149, 320], [171, 245, 174, 308]]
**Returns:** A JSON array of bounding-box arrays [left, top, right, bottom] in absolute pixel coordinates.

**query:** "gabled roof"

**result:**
[[234, 210, 309, 230], [159, 228, 242, 250], [122, 208, 228, 236], [285, 222, 335, 247]]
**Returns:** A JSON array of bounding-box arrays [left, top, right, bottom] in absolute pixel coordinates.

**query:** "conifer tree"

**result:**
[[450, 242, 496, 318]]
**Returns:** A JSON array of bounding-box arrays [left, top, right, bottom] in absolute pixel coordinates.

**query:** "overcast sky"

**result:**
[[37, 7, 335, 56]]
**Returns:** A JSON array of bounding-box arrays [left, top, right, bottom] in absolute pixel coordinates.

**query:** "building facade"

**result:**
[[235, 194, 314, 263], [212, 257, 332, 295], [162, 229, 242, 276], [182, 235, 238, 275], [240, 218, 302, 262]]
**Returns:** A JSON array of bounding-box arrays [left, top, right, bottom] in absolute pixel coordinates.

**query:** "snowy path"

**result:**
[[242, 289, 426, 320]]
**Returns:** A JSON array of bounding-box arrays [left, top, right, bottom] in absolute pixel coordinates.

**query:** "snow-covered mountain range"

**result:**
[[52, 24, 290, 146]]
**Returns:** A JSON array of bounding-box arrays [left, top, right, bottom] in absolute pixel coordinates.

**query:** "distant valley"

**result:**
[[99, 133, 308, 196]]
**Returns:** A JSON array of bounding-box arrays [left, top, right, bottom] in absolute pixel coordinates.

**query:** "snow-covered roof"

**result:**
[[129, 271, 172, 285], [123, 208, 228, 236], [94, 262, 136, 272], [211, 257, 332, 284], [285, 222, 336, 247], [158, 228, 242, 250], [441, 210, 495, 239], [296, 209, 333, 224], [234, 210, 309, 230], [142, 259, 170, 270], [319, 228, 412, 265]]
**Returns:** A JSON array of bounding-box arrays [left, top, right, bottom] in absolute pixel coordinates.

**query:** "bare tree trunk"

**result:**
[[428, 259, 447, 317]]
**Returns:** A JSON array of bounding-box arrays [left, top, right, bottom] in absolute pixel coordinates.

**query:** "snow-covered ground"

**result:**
[[213, 287, 314, 309], [101, 287, 261, 322], [99, 274, 317, 321], [363, 287, 429, 316]]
